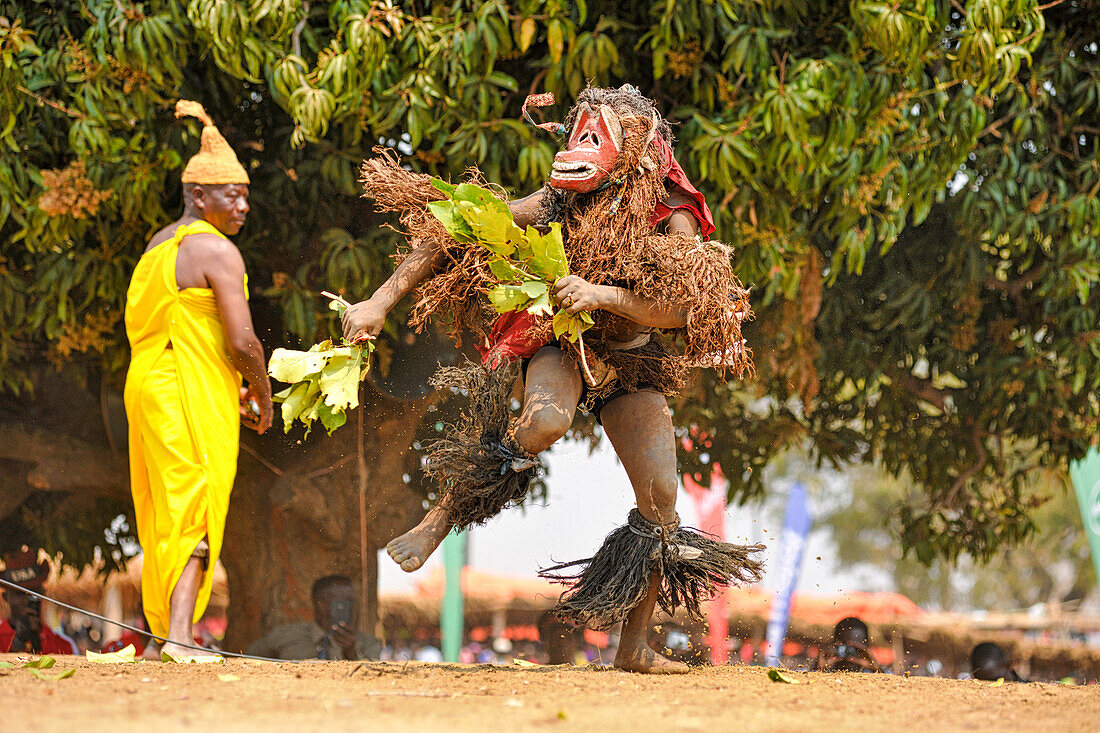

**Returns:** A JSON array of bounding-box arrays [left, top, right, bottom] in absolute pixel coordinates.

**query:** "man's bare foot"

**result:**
[[386, 506, 452, 572], [142, 641, 162, 661], [160, 641, 218, 660], [614, 640, 690, 674]]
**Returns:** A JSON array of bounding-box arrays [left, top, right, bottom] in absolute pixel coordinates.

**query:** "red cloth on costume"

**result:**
[[0, 619, 78, 654], [649, 137, 715, 238], [477, 310, 547, 366]]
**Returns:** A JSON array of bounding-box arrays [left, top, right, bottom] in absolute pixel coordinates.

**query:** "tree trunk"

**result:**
[[220, 381, 433, 652], [0, 369, 436, 654]]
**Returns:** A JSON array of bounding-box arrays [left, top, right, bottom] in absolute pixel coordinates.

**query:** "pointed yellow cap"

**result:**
[[175, 100, 250, 185]]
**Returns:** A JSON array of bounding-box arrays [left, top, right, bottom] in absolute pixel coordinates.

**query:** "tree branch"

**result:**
[[890, 370, 952, 411], [0, 424, 127, 499], [291, 1, 310, 58], [16, 86, 86, 119], [984, 260, 1045, 297], [945, 428, 989, 507]]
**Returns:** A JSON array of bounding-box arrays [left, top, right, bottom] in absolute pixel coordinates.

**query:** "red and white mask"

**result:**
[[549, 103, 624, 193]]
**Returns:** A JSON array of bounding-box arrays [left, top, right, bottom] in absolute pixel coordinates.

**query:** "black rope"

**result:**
[[0, 576, 317, 664]]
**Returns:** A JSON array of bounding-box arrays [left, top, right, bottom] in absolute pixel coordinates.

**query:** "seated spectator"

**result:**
[[820, 616, 881, 673], [0, 548, 77, 654], [414, 639, 443, 663], [651, 621, 707, 666], [538, 611, 582, 665], [246, 575, 379, 660], [970, 641, 1026, 682]]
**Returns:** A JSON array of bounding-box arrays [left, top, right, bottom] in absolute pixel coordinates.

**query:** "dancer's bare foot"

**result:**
[[387, 505, 452, 572], [614, 639, 689, 674], [142, 641, 162, 661], [613, 563, 688, 674]]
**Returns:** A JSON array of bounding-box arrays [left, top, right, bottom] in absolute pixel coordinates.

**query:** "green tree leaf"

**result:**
[[277, 380, 320, 432], [426, 200, 475, 243], [22, 656, 56, 669], [317, 400, 348, 435], [526, 223, 569, 280]]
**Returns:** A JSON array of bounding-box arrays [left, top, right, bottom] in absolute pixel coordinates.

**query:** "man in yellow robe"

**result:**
[[124, 100, 273, 659]]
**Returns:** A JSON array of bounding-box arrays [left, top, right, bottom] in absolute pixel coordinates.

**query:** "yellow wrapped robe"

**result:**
[[124, 220, 243, 638]]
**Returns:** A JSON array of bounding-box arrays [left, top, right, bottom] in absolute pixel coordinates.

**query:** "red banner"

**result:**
[[682, 465, 730, 665]]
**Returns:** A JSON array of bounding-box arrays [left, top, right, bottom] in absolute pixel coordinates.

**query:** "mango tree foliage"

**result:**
[[0, 1, 1094, 564], [673, 1, 1100, 563]]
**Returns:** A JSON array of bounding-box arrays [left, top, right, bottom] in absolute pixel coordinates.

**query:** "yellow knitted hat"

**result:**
[[175, 100, 250, 185]]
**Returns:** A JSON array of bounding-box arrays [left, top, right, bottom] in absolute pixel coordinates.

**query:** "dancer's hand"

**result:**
[[342, 297, 387, 342], [553, 275, 607, 315]]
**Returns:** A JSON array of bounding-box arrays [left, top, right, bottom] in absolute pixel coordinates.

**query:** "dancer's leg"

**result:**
[[386, 502, 453, 572], [512, 346, 582, 454], [387, 348, 581, 572], [599, 389, 688, 674]]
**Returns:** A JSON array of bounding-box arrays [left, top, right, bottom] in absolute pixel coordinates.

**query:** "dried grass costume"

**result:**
[[361, 85, 762, 630]]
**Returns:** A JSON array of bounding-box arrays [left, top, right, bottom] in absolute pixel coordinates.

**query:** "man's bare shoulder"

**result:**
[[180, 231, 243, 265], [145, 221, 183, 252]]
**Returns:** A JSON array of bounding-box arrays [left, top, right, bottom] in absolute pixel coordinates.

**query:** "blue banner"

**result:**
[[765, 482, 812, 666]]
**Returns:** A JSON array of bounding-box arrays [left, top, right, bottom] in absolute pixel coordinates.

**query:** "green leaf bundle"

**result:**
[[426, 178, 594, 342], [267, 296, 373, 436]]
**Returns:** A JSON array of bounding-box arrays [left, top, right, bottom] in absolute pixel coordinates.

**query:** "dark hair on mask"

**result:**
[[563, 84, 674, 148]]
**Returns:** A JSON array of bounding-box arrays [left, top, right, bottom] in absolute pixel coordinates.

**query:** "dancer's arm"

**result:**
[[552, 210, 700, 329], [343, 188, 548, 340], [509, 188, 547, 227], [341, 240, 443, 340]]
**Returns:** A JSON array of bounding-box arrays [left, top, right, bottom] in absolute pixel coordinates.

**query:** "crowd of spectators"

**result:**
[[0, 550, 1090, 682]]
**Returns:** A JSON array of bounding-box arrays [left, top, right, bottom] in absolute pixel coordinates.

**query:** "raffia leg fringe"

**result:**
[[540, 508, 765, 630], [423, 360, 542, 531]]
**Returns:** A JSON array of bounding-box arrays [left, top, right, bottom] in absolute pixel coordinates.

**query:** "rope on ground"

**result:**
[[0, 576, 315, 664]]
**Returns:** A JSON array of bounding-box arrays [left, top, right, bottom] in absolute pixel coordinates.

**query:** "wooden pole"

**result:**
[[441, 530, 467, 662], [357, 397, 369, 638]]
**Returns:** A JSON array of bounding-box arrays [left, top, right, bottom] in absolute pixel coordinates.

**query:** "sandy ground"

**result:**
[[2, 653, 1096, 732]]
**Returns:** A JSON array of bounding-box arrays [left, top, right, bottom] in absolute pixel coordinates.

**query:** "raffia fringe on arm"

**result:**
[[359, 148, 500, 343]]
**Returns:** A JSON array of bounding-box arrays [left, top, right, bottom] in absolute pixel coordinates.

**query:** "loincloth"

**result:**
[[521, 334, 688, 423]]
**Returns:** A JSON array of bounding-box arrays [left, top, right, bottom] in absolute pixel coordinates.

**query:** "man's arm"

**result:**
[[552, 209, 701, 329], [200, 235, 273, 434]]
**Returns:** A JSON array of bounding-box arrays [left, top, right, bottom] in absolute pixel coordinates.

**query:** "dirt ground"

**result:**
[[2, 654, 1096, 732]]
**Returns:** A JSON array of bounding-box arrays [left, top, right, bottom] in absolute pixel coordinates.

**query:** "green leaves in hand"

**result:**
[[427, 179, 592, 342], [268, 339, 371, 436]]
